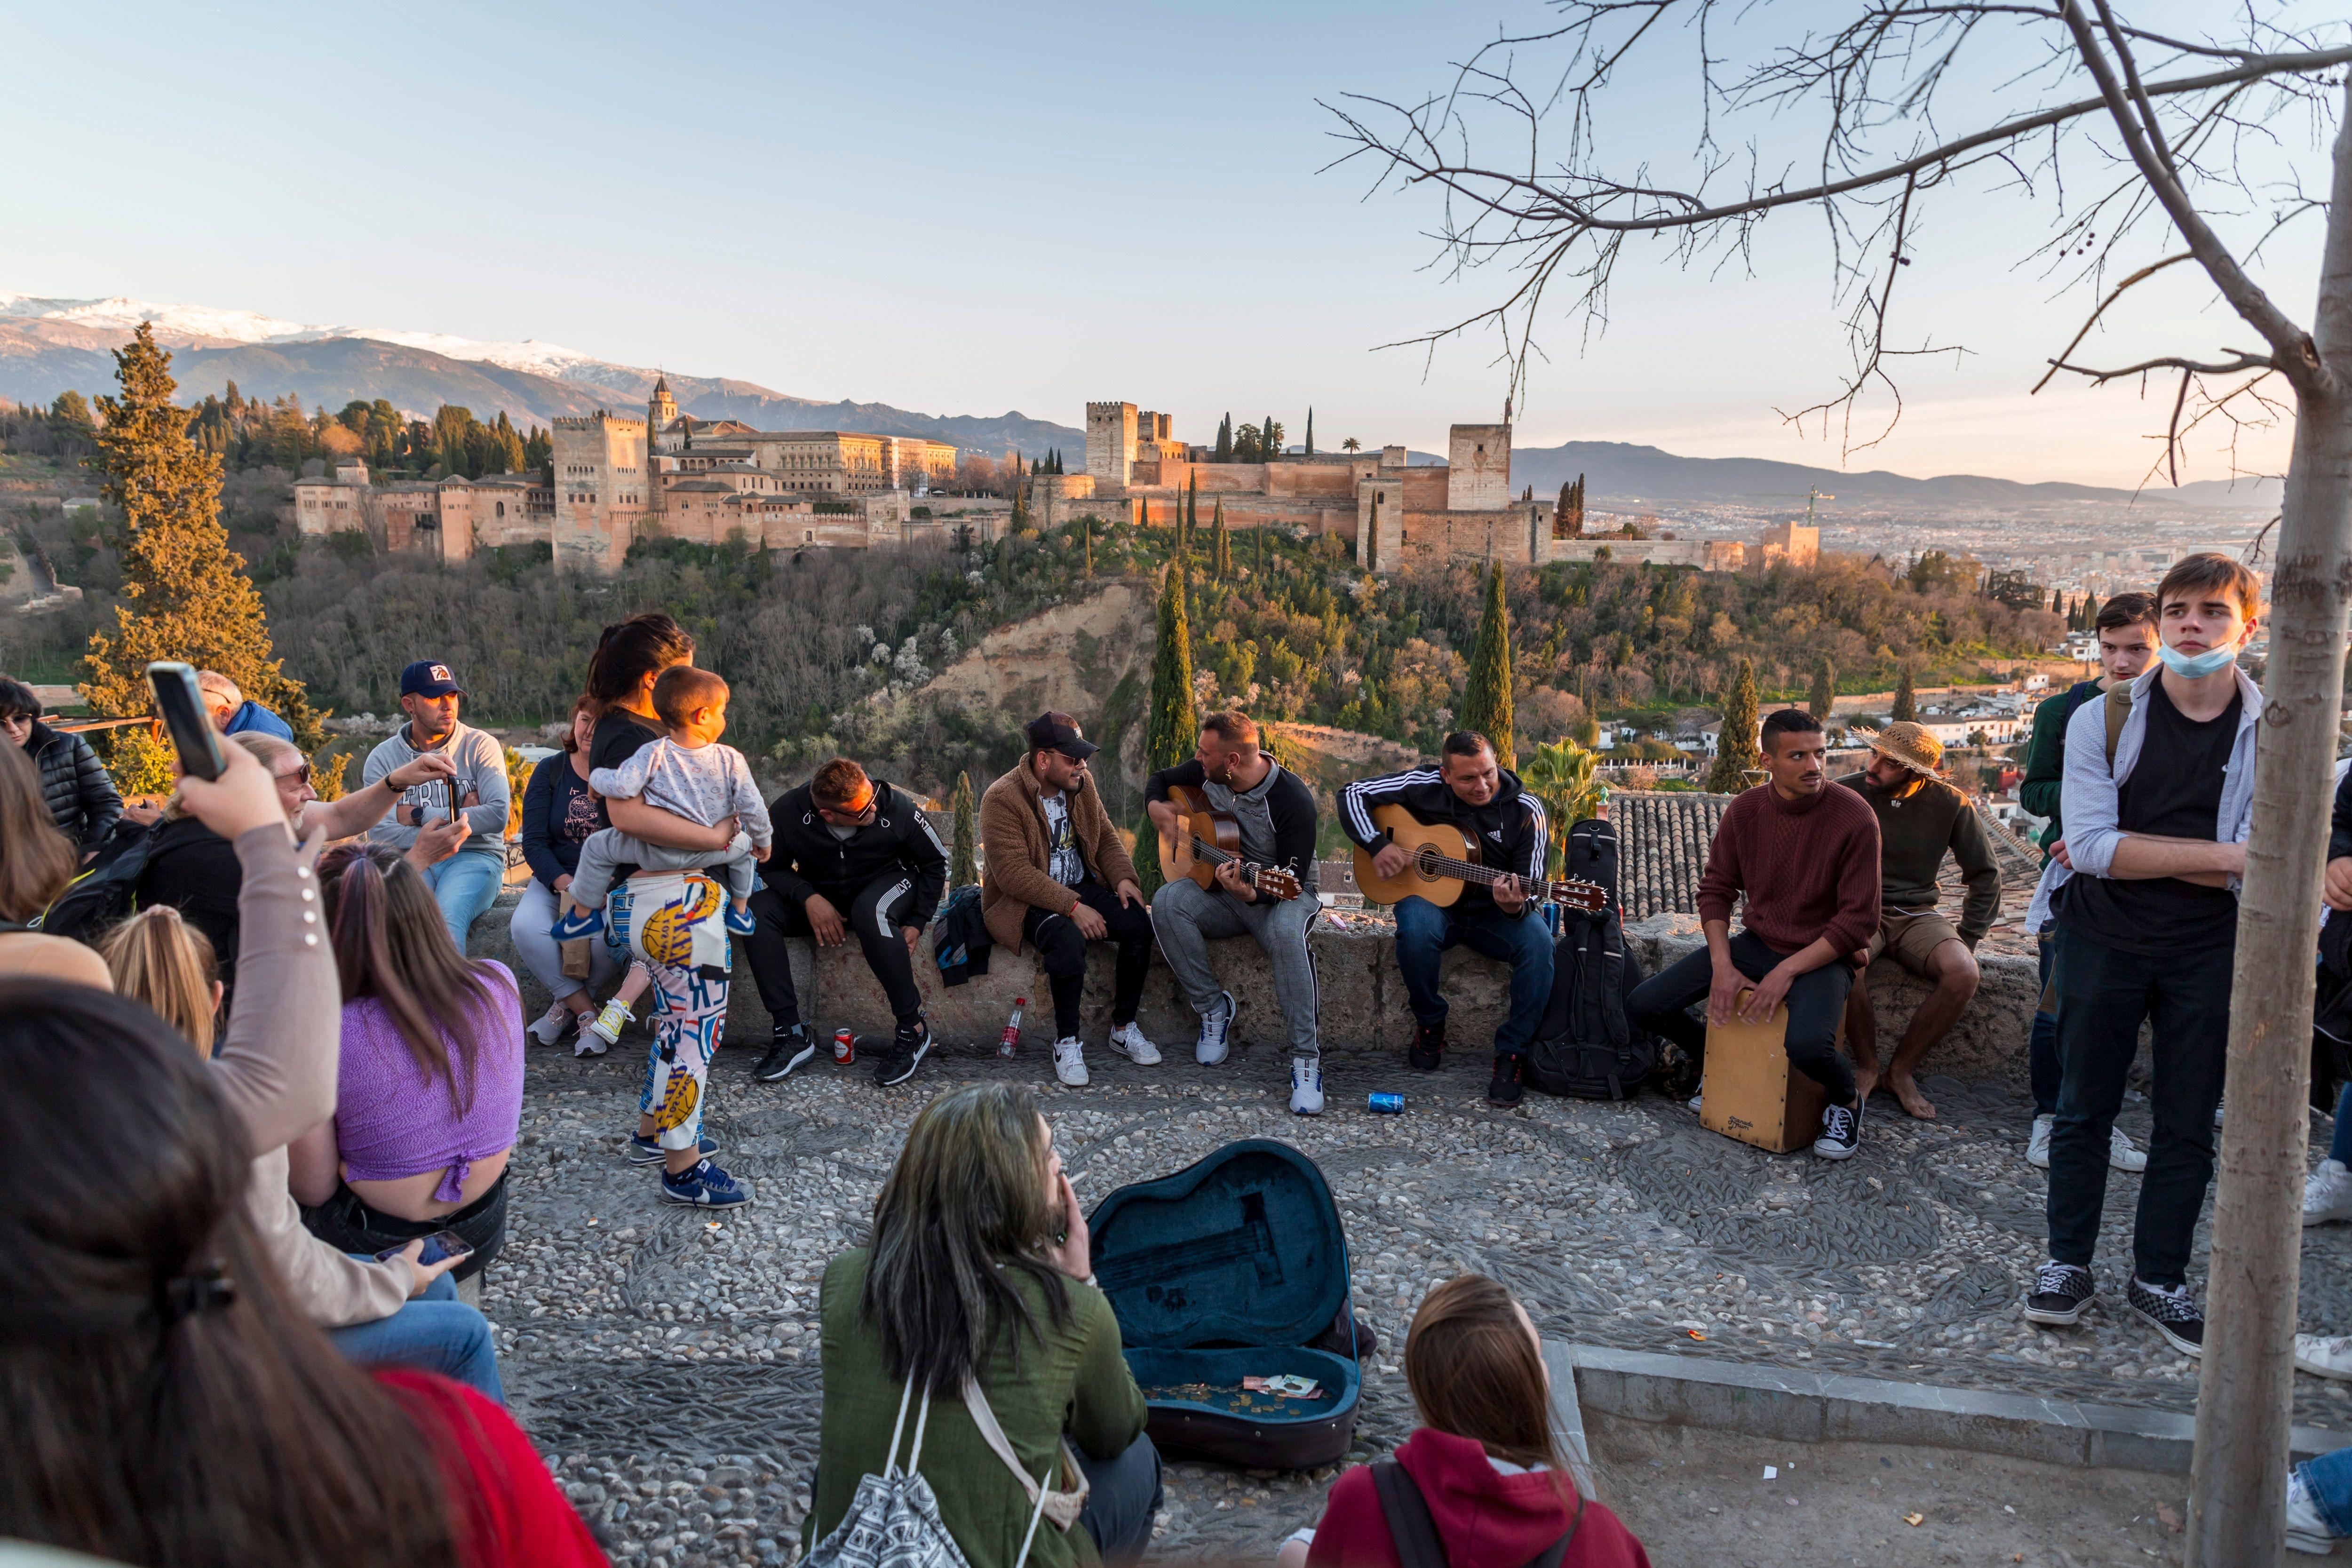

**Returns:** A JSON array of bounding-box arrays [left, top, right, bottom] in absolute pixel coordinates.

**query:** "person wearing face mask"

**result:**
[[2021, 553, 2264, 1361], [1832, 722, 2001, 1123]]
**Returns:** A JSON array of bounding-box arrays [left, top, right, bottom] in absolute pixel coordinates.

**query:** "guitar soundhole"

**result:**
[[1413, 846, 1441, 880]]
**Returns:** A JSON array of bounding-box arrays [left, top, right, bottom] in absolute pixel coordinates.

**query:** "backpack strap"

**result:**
[[2103, 680, 2133, 768], [1370, 1462, 1449, 1568], [1522, 1498, 1586, 1568]]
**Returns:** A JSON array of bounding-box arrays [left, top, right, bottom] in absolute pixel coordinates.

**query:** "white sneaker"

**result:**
[[1052, 1036, 1089, 1087], [530, 1000, 575, 1045], [1196, 991, 1234, 1066], [2288, 1467, 2341, 1554], [2296, 1333, 2352, 1380], [2308, 1159, 2352, 1226], [1107, 1020, 1161, 1066], [1686, 1092, 1703, 1115], [1290, 1057, 1324, 1116], [2109, 1125, 2147, 1173], [2028, 1114, 2053, 1169]]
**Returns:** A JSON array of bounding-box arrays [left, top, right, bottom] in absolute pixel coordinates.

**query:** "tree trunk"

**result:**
[[2188, 91, 2352, 1565]]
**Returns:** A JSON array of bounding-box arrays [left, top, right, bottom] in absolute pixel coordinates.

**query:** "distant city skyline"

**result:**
[[0, 0, 2310, 488]]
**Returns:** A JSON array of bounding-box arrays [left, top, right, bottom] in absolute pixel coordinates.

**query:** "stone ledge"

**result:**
[[469, 893, 2042, 1078], [1565, 1344, 2349, 1473]]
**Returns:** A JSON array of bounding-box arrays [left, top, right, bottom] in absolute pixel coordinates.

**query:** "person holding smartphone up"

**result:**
[[362, 661, 511, 956]]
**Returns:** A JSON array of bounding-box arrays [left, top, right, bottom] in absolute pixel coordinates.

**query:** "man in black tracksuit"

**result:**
[[1340, 730, 1552, 1105], [741, 757, 947, 1087]]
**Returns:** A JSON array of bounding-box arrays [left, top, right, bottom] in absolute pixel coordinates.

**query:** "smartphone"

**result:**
[[374, 1229, 477, 1268], [146, 661, 226, 782]]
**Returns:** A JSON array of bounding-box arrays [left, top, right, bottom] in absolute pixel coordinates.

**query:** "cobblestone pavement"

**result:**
[[485, 1030, 2352, 1568]]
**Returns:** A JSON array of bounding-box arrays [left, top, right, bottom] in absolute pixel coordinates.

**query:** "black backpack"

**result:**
[[930, 883, 993, 987], [35, 819, 156, 944], [1526, 817, 1655, 1100]]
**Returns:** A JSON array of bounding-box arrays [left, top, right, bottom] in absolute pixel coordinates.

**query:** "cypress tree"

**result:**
[[1255, 510, 1264, 574], [1808, 661, 1837, 720], [2050, 587, 2065, 616], [84, 323, 320, 791], [1459, 565, 1516, 768], [949, 771, 978, 888], [1215, 413, 1232, 463], [1083, 516, 1093, 576], [1136, 559, 1198, 895], [1305, 408, 1314, 457], [1264, 414, 1278, 459], [1892, 665, 1917, 722], [1705, 660, 1762, 793], [1214, 508, 1229, 579], [1186, 467, 1198, 533]]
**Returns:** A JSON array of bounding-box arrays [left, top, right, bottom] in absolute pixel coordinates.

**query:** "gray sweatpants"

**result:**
[[569, 827, 756, 911], [1151, 876, 1322, 1059]]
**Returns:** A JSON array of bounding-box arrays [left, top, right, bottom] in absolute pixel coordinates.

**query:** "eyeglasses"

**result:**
[[273, 763, 312, 787]]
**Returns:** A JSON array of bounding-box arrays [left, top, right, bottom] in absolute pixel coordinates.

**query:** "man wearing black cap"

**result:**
[[362, 660, 511, 953], [979, 712, 1159, 1087]]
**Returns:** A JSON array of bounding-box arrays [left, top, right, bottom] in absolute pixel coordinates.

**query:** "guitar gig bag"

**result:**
[[1527, 817, 1656, 1101], [1088, 1139, 1361, 1470]]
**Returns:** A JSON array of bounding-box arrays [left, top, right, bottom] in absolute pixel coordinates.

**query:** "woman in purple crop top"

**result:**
[[292, 843, 524, 1279]]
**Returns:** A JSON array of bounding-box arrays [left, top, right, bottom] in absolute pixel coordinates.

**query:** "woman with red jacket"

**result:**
[[1295, 1274, 1649, 1568]]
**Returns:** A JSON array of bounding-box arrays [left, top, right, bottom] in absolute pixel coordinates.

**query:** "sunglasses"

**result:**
[[273, 763, 313, 787]]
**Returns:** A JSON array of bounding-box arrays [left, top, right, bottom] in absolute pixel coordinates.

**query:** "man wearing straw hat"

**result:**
[[1836, 720, 2001, 1122]]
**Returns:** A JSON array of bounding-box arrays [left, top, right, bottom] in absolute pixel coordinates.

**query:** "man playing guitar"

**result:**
[[1144, 710, 1327, 1115], [1341, 731, 1551, 1106]]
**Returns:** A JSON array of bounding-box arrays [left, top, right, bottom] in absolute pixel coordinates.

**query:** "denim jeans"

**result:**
[[303, 1172, 509, 1281], [422, 850, 504, 956], [2045, 923, 2231, 1287], [1626, 928, 1859, 1104], [1076, 1433, 1164, 1566], [1392, 896, 1556, 1057], [2030, 926, 2062, 1117], [326, 1271, 505, 1402]]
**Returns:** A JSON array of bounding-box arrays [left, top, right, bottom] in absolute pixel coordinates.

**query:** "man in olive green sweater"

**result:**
[[1837, 722, 2002, 1120]]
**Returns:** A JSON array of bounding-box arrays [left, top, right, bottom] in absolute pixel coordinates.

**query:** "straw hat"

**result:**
[[1866, 720, 1944, 776]]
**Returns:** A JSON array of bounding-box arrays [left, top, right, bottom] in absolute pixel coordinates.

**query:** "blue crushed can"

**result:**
[[1368, 1092, 1405, 1114]]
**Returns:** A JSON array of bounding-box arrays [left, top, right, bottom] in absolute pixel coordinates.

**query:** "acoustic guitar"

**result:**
[[1351, 804, 1607, 911], [1156, 784, 1304, 902]]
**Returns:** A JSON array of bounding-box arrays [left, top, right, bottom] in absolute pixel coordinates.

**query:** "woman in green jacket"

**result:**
[[806, 1083, 1160, 1568]]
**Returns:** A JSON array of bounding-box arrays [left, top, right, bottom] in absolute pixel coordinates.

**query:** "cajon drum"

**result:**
[[1700, 987, 1840, 1154]]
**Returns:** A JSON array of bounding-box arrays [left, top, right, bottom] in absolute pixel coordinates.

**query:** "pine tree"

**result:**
[[1891, 665, 1917, 722], [1136, 559, 1198, 895], [1808, 661, 1836, 720], [1705, 659, 1761, 793], [1304, 407, 1314, 458], [1459, 565, 1516, 767], [949, 771, 978, 888]]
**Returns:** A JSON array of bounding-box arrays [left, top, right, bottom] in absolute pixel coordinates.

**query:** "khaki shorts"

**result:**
[[1866, 908, 1964, 975]]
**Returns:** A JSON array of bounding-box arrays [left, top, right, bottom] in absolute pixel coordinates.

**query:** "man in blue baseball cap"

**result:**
[[360, 660, 511, 953]]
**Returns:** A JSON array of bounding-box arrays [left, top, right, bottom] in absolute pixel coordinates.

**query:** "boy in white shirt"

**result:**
[[555, 666, 772, 1044]]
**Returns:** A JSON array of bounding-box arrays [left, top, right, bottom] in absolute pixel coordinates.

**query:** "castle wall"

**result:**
[[551, 413, 649, 573], [1446, 424, 1512, 511], [1085, 401, 1136, 490]]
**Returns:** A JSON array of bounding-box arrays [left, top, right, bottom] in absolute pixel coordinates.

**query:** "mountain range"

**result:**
[[0, 291, 2284, 509]]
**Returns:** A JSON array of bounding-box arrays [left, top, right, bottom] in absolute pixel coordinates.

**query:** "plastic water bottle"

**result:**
[[998, 998, 1026, 1059]]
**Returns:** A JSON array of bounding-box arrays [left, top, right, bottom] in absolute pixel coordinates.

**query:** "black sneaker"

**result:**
[[2024, 1260, 2096, 1326], [2127, 1276, 2205, 1356], [1486, 1054, 1524, 1106], [1408, 1019, 1445, 1072], [1811, 1099, 1863, 1160], [753, 1024, 816, 1082], [872, 1022, 933, 1088]]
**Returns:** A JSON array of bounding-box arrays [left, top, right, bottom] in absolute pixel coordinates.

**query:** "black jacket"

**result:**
[[2332, 762, 2352, 865], [1144, 759, 1319, 882], [763, 777, 947, 926], [1339, 764, 1549, 905], [27, 720, 121, 850], [519, 753, 599, 890]]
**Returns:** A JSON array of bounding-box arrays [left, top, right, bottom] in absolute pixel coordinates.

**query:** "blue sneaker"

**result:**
[[723, 902, 757, 936], [552, 904, 606, 940], [661, 1158, 751, 1207], [628, 1132, 718, 1165]]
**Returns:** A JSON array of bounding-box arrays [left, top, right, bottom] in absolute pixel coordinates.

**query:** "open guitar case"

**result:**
[[1087, 1139, 1364, 1470]]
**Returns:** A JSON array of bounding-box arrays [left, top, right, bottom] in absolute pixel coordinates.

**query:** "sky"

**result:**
[[5, 0, 2334, 487]]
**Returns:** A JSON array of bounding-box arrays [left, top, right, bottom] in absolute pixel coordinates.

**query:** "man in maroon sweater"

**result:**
[[1629, 707, 1883, 1159]]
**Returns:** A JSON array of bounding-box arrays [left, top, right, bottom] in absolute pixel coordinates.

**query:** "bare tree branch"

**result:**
[[2049, 350, 2280, 380], [2029, 251, 2194, 392]]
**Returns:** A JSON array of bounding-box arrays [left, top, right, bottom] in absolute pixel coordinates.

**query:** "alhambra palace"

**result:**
[[292, 387, 1820, 577]]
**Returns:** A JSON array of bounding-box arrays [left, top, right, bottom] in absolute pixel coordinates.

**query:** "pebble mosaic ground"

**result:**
[[485, 1030, 2352, 1568]]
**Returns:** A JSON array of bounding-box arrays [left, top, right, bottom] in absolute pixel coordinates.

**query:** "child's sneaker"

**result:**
[[660, 1158, 751, 1207], [552, 904, 606, 940], [629, 1132, 718, 1165], [724, 902, 757, 936], [588, 997, 635, 1046]]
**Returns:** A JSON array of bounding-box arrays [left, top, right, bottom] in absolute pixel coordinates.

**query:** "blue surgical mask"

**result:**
[[2156, 642, 2240, 679]]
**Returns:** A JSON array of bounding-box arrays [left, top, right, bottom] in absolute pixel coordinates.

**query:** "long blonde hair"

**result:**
[[97, 906, 220, 1055]]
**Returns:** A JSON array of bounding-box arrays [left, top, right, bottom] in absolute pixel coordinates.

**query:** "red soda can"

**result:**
[[833, 1027, 854, 1065]]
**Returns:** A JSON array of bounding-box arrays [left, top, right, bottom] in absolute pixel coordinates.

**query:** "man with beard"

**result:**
[[1835, 721, 2002, 1121]]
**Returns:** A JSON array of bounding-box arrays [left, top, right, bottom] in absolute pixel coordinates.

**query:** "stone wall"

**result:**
[[469, 894, 2040, 1083]]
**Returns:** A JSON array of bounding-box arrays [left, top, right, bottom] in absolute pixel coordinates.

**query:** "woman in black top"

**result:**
[[509, 699, 624, 1048], [0, 678, 120, 856]]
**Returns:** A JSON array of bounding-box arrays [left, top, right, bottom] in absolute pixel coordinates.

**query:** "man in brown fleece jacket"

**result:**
[[1629, 707, 1882, 1160], [1835, 721, 2002, 1122]]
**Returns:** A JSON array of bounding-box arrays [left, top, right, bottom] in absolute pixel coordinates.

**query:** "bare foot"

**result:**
[[1852, 1065, 1881, 1105], [1889, 1073, 1938, 1120]]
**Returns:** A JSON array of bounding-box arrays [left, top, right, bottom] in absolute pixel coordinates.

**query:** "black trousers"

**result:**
[[742, 872, 924, 1029], [1627, 928, 1858, 1104], [1021, 878, 1154, 1040], [2046, 922, 2232, 1286], [1077, 1432, 1163, 1566], [301, 1170, 509, 1282]]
